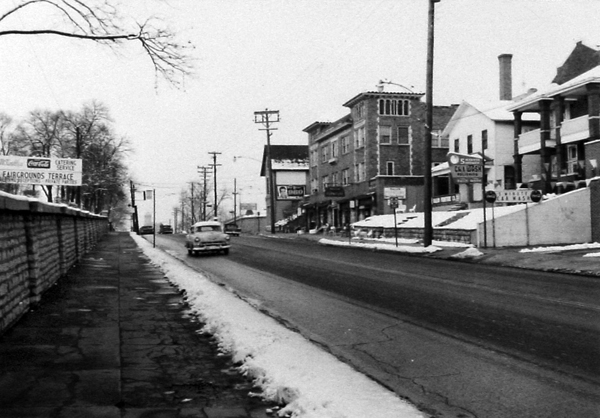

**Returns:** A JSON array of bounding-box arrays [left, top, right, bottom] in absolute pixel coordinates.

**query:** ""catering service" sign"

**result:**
[[0, 156, 83, 186]]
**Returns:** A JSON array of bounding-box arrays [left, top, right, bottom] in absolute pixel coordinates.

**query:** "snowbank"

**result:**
[[130, 233, 425, 418]]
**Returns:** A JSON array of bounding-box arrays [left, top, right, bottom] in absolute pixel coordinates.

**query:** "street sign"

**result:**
[[484, 190, 497, 203], [447, 152, 483, 184], [496, 189, 542, 203], [530, 190, 543, 203]]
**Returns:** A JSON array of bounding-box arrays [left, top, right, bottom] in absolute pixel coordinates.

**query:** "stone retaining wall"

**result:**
[[361, 226, 476, 245], [0, 193, 108, 334]]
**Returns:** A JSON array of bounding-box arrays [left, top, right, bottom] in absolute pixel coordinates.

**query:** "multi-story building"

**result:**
[[432, 55, 539, 208], [302, 82, 456, 230], [260, 144, 309, 232], [509, 41, 600, 193]]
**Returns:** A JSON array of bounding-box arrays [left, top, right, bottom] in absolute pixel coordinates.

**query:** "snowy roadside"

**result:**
[[130, 233, 426, 418]]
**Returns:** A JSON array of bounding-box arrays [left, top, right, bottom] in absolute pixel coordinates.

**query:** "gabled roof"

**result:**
[[260, 145, 309, 176], [442, 100, 538, 137], [509, 65, 600, 112], [553, 41, 600, 85]]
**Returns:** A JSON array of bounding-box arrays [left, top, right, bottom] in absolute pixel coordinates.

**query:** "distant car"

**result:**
[[139, 225, 154, 235], [185, 221, 231, 256], [224, 223, 241, 236], [159, 224, 173, 234]]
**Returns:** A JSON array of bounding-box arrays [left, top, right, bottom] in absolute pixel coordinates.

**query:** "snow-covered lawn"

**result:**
[[131, 233, 425, 418]]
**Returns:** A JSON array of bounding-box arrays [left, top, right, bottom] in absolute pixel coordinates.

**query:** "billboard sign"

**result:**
[[0, 156, 83, 186], [384, 187, 406, 199], [447, 152, 483, 184], [276, 185, 305, 200]]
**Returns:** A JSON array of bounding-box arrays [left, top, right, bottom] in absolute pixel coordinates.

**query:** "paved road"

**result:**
[[154, 233, 600, 418]]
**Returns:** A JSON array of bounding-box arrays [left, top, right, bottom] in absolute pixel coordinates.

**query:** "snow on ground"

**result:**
[[519, 242, 600, 253], [353, 205, 526, 231], [130, 233, 425, 418], [320, 237, 442, 254]]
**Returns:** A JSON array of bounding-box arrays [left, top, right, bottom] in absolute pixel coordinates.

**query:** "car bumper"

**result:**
[[191, 243, 231, 252]]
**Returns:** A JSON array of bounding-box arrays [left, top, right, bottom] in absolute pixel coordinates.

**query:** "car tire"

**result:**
[[223, 249, 229, 255]]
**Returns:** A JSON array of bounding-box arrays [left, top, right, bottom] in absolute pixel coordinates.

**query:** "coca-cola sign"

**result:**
[[27, 159, 51, 169]]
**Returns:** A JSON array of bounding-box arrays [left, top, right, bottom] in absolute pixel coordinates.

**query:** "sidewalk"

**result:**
[[0, 232, 274, 418]]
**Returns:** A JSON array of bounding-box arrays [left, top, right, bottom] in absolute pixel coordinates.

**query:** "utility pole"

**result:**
[[197, 166, 210, 221], [190, 182, 195, 224], [233, 178, 238, 222], [254, 109, 279, 234], [208, 152, 222, 219], [130, 180, 139, 233], [423, 0, 440, 247]]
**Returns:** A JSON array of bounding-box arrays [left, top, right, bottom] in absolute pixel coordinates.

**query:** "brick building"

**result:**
[[303, 82, 456, 231]]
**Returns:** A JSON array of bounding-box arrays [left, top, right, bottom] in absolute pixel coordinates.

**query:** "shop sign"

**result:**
[[0, 156, 82, 186], [276, 185, 305, 200], [447, 152, 483, 184], [496, 189, 543, 203], [324, 185, 345, 197], [384, 187, 406, 199]]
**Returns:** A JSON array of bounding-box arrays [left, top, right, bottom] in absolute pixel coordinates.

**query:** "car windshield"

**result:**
[[198, 226, 221, 232]]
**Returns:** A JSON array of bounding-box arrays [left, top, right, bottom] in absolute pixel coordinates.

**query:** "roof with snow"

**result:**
[[260, 145, 309, 176], [442, 99, 539, 137], [509, 64, 600, 112]]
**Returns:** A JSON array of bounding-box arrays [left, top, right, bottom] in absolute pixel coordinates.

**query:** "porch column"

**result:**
[[587, 83, 600, 140], [513, 111, 523, 184], [553, 97, 565, 182], [539, 100, 553, 193]]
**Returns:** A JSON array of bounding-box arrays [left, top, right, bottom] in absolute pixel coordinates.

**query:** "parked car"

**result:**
[[159, 224, 173, 234], [185, 221, 231, 255], [224, 223, 241, 236], [139, 225, 154, 235]]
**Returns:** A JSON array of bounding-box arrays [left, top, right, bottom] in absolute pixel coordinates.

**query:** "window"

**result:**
[[331, 140, 338, 159], [432, 130, 448, 148], [355, 126, 365, 148], [331, 172, 339, 185], [467, 135, 473, 154], [321, 145, 329, 163], [341, 135, 350, 154], [398, 126, 409, 144], [378, 98, 410, 116], [342, 168, 350, 185], [310, 178, 318, 194], [567, 144, 579, 174], [354, 163, 365, 183], [386, 161, 394, 176], [482, 130, 488, 150], [355, 102, 365, 119], [321, 175, 329, 191], [454, 139, 459, 153], [310, 149, 318, 167], [380, 126, 392, 144]]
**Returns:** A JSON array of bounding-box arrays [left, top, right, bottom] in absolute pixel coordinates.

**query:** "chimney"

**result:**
[[498, 54, 513, 100]]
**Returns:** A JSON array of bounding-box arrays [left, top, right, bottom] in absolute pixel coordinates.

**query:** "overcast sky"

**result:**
[[1, 0, 599, 223]]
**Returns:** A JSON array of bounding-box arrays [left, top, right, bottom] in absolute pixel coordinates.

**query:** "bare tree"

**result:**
[[0, 1, 193, 86]]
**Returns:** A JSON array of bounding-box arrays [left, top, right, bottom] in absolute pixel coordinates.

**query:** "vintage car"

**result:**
[[185, 221, 231, 255], [224, 223, 241, 236], [139, 225, 154, 235], [159, 224, 173, 234]]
